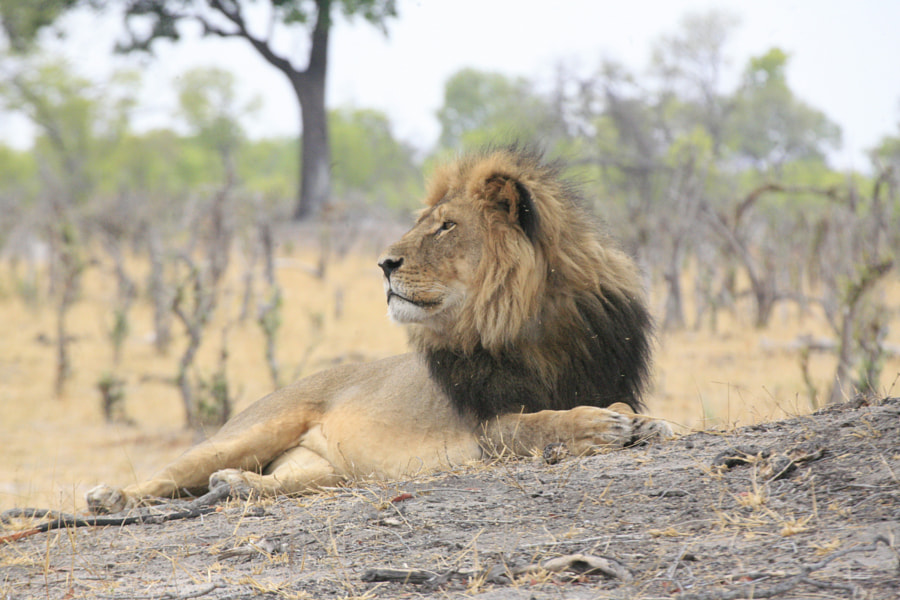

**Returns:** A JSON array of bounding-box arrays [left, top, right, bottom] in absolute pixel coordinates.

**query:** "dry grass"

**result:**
[[1, 246, 898, 514]]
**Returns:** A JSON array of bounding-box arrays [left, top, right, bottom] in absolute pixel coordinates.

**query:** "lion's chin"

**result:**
[[386, 295, 433, 324]]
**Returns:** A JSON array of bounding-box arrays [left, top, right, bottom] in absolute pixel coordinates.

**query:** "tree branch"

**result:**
[[733, 183, 840, 227], [205, 0, 300, 80], [307, 0, 330, 79]]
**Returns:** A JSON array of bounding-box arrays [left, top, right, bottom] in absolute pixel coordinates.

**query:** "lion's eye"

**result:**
[[437, 221, 456, 234]]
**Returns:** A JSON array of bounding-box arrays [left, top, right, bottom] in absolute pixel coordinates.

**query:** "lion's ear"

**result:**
[[484, 175, 539, 241]]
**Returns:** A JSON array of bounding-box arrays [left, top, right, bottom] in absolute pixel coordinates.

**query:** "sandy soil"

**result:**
[[2, 395, 898, 600]]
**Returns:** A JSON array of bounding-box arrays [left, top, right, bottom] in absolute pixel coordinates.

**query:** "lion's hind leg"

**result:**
[[209, 446, 344, 499], [86, 440, 229, 514], [86, 421, 306, 514]]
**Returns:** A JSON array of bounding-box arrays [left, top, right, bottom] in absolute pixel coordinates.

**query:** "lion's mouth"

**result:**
[[387, 290, 440, 309]]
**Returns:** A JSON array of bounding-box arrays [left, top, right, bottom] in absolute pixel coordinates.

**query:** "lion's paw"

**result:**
[[85, 484, 131, 514], [566, 407, 672, 454], [567, 406, 635, 453], [209, 469, 253, 499]]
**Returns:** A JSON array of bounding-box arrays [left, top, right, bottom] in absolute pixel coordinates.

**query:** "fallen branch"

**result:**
[[361, 568, 440, 584], [0, 484, 234, 543]]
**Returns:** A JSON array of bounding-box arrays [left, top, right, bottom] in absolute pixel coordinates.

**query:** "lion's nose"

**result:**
[[378, 257, 403, 279]]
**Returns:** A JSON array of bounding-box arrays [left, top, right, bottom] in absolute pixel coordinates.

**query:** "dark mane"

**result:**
[[425, 286, 653, 421]]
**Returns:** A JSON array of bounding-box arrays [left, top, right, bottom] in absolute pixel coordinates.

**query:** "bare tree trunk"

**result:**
[[827, 260, 893, 404], [101, 232, 136, 366], [52, 219, 84, 397], [662, 240, 686, 330], [257, 220, 282, 388], [172, 253, 216, 429], [751, 278, 778, 329], [291, 0, 331, 220], [702, 204, 779, 328], [829, 306, 856, 406], [238, 233, 259, 323], [147, 228, 172, 354], [54, 287, 73, 397]]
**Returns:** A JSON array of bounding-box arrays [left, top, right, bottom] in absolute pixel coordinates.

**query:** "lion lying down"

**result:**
[[86, 146, 671, 514]]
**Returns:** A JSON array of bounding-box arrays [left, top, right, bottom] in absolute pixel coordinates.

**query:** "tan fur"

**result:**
[[86, 147, 670, 514]]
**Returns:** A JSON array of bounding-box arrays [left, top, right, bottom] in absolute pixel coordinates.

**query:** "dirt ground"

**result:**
[[2, 396, 898, 600]]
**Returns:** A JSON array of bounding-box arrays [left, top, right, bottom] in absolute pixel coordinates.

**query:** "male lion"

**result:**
[[86, 146, 670, 514]]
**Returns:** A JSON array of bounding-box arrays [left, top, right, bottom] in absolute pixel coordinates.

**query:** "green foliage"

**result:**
[[872, 134, 900, 168], [1, 0, 398, 52], [870, 106, 900, 169], [95, 129, 191, 198], [651, 9, 740, 85], [174, 67, 258, 162], [1, 0, 401, 220], [0, 144, 39, 205], [335, 0, 398, 27], [436, 68, 563, 151], [267, 0, 397, 28], [258, 289, 283, 338], [97, 371, 127, 423], [109, 307, 130, 363], [1, 59, 95, 203], [0, 0, 81, 52], [1, 65, 425, 215], [196, 368, 231, 428], [728, 48, 842, 171], [745, 47, 789, 85], [0, 56, 141, 205], [650, 9, 739, 155], [329, 106, 422, 210], [664, 126, 715, 172], [239, 137, 299, 201]]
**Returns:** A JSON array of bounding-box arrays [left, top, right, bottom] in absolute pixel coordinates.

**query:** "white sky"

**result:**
[[3, 0, 899, 171]]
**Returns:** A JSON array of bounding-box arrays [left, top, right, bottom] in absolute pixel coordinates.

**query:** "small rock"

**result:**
[[543, 442, 570, 465], [712, 446, 767, 469], [760, 453, 796, 480]]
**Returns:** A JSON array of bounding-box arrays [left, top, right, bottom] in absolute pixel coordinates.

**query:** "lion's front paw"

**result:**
[[566, 407, 672, 454], [85, 484, 131, 514], [566, 406, 636, 454]]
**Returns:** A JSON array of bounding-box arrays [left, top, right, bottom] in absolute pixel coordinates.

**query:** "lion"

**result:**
[[86, 146, 671, 514]]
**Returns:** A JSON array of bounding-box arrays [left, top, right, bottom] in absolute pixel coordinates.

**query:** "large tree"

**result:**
[[0, 0, 398, 220], [728, 48, 842, 171]]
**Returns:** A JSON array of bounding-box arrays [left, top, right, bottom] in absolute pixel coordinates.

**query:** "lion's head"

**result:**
[[378, 146, 652, 420]]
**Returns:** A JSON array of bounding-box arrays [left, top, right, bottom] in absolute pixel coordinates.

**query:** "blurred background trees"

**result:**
[[1, 0, 399, 219]]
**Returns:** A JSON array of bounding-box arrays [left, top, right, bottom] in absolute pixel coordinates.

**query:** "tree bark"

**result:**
[[292, 74, 330, 220], [662, 241, 686, 330], [291, 0, 331, 220]]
